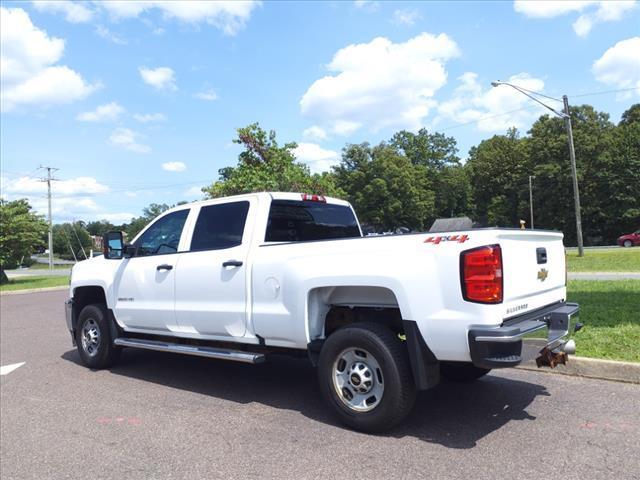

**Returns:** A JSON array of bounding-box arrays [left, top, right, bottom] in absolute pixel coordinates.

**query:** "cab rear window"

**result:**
[[265, 200, 360, 242]]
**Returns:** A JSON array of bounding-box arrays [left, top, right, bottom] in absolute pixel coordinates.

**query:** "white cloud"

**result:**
[[592, 37, 640, 97], [293, 143, 340, 174], [302, 126, 327, 141], [436, 72, 548, 133], [31, 1, 94, 23], [1, 175, 109, 196], [139, 66, 177, 91], [392, 9, 422, 26], [300, 33, 459, 136], [184, 186, 204, 198], [95, 25, 127, 45], [98, 1, 261, 36], [99, 212, 136, 224], [1, 7, 97, 112], [354, 1, 379, 11], [133, 112, 167, 123], [77, 102, 125, 122], [514, 1, 637, 37], [109, 128, 150, 153], [161, 161, 187, 172], [195, 89, 218, 101], [514, 0, 595, 17]]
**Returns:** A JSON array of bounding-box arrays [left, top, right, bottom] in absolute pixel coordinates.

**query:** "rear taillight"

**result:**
[[460, 244, 503, 304]]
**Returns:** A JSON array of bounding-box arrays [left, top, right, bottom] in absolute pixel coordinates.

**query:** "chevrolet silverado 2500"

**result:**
[[65, 192, 580, 432]]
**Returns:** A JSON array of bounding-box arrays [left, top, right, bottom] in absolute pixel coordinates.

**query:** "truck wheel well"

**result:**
[[307, 286, 404, 341], [72, 286, 107, 329], [324, 306, 403, 337]]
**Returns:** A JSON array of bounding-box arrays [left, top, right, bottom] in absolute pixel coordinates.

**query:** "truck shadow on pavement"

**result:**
[[62, 348, 549, 449]]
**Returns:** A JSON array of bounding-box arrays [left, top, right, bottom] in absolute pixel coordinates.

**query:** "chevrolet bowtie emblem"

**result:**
[[537, 268, 549, 281]]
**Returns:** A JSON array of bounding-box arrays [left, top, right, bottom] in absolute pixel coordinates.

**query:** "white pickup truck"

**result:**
[[65, 192, 580, 432]]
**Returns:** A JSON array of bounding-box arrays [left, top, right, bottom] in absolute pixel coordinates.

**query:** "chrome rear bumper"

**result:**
[[468, 302, 580, 369]]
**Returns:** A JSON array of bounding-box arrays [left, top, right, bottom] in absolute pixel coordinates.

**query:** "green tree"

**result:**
[[597, 104, 640, 241], [0, 198, 48, 282], [334, 143, 435, 231], [125, 203, 172, 239], [86, 220, 116, 236], [466, 128, 530, 227], [389, 128, 470, 221], [52, 222, 92, 261], [203, 123, 343, 199], [526, 105, 616, 244]]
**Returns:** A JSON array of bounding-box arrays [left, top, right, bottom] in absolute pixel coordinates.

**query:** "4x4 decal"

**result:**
[[424, 234, 469, 244]]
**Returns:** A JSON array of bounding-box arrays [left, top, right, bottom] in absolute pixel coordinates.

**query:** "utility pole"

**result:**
[[490, 81, 585, 256], [41, 166, 59, 270], [528, 175, 535, 229], [563, 95, 584, 257]]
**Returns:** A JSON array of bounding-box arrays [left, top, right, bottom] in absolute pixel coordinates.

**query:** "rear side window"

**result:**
[[190, 201, 250, 251], [265, 200, 361, 242]]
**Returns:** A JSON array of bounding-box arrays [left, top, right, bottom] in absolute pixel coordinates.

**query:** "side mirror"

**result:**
[[103, 231, 124, 259]]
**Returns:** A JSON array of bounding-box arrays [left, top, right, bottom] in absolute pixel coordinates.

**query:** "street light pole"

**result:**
[[562, 95, 584, 257], [528, 175, 535, 229], [491, 81, 585, 256]]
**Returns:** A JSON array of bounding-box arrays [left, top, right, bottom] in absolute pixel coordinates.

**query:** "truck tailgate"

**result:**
[[497, 231, 566, 306]]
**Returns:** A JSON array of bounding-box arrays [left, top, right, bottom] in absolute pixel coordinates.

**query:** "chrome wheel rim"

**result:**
[[81, 318, 101, 357], [332, 348, 384, 412]]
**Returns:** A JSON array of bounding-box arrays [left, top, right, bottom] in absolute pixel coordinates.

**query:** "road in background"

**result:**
[[568, 272, 640, 280], [2, 291, 639, 480]]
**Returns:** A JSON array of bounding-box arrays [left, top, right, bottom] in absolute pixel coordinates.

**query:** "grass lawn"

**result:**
[[568, 279, 640, 362], [566, 248, 640, 272], [0, 276, 69, 292]]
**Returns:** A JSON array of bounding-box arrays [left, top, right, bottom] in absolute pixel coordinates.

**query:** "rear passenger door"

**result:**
[[174, 199, 255, 338]]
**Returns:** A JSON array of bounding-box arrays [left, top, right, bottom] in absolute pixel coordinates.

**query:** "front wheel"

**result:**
[[318, 322, 416, 433], [624, 240, 632, 248], [440, 362, 491, 382], [75, 303, 120, 369]]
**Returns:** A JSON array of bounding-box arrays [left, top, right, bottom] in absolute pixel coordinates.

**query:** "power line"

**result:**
[[570, 86, 640, 98]]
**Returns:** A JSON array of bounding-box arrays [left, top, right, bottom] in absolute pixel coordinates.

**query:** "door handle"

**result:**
[[222, 260, 243, 268], [156, 264, 173, 271]]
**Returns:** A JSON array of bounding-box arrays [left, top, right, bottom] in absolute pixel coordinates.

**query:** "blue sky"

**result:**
[[1, 0, 639, 224]]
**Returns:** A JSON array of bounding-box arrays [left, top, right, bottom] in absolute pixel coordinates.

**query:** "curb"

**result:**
[[0, 286, 68, 296], [517, 356, 640, 384]]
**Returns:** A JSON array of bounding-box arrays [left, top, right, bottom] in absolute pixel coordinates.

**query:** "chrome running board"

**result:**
[[114, 337, 265, 364]]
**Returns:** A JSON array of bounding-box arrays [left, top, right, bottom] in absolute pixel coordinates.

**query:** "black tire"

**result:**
[[317, 322, 416, 433], [624, 240, 632, 248], [440, 362, 491, 382], [75, 303, 121, 369]]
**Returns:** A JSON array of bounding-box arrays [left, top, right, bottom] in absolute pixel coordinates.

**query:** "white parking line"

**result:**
[[0, 362, 25, 376]]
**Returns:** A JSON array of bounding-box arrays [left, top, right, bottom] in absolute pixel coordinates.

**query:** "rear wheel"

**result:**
[[76, 303, 120, 369], [318, 322, 416, 433], [440, 362, 491, 382], [624, 240, 632, 248]]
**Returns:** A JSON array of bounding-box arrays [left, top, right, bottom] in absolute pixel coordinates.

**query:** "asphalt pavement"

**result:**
[[1, 290, 639, 480]]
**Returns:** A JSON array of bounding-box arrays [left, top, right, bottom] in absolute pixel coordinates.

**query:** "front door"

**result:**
[[174, 199, 254, 338], [113, 208, 190, 332]]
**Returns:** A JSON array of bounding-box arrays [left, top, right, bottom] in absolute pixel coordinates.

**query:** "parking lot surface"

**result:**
[[2, 290, 639, 480]]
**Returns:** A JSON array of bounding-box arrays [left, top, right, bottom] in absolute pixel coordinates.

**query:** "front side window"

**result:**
[[190, 201, 250, 251], [136, 209, 189, 256]]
